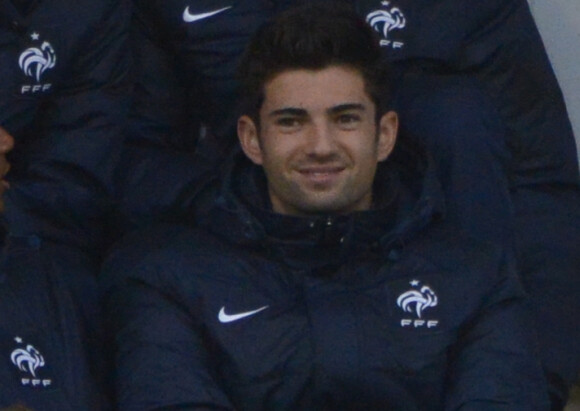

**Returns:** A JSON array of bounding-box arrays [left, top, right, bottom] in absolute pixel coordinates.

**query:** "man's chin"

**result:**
[[294, 196, 350, 216]]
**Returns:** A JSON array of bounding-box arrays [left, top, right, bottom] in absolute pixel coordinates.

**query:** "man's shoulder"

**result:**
[[402, 220, 508, 279], [110, 221, 222, 259], [32, 0, 128, 28], [100, 222, 225, 290]]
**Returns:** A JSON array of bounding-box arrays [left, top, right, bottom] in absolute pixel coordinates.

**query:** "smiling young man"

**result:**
[[117, 1, 580, 402], [102, 4, 549, 410], [237, 65, 397, 216]]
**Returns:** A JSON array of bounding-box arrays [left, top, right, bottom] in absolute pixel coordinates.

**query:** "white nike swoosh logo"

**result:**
[[218, 305, 268, 323], [183, 6, 232, 23]]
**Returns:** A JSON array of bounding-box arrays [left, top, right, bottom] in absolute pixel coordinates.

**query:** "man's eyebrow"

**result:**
[[268, 104, 366, 117], [268, 107, 308, 117], [327, 103, 366, 115]]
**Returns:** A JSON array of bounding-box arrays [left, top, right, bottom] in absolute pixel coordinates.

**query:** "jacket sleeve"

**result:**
[[375, 0, 578, 185], [454, 0, 580, 402], [5, 0, 131, 250], [455, 0, 578, 186], [101, 227, 235, 411], [444, 250, 550, 410], [112, 7, 221, 231]]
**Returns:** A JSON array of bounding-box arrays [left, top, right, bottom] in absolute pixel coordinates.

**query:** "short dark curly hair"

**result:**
[[237, 2, 393, 122]]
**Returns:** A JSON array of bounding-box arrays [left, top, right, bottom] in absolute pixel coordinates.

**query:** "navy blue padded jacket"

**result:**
[[0, 0, 131, 252], [103, 143, 550, 410]]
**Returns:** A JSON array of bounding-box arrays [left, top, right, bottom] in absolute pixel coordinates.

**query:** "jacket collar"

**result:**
[[201, 138, 445, 272]]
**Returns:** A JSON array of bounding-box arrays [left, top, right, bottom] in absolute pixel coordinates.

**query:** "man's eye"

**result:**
[[337, 114, 361, 125], [277, 117, 301, 127]]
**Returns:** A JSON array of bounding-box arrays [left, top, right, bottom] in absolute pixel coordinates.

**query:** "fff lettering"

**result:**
[[379, 40, 404, 49], [401, 319, 439, 328], [21, 84, 52, 94], [21, 378, 52, 387]]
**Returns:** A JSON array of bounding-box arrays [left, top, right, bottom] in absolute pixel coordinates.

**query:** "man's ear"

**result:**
[[377, 110, 398, 162], [237, 115, 263, 165]]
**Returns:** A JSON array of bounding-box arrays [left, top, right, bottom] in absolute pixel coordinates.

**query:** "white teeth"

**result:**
[[306, 171, 333, 176]]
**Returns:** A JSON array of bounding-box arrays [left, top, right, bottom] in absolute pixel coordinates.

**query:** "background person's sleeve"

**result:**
[[5, 0, 132, 251], [456, 0, 578, 186]]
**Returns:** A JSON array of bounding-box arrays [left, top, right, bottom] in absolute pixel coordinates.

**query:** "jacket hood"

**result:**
[[198, 136, 445, 272]]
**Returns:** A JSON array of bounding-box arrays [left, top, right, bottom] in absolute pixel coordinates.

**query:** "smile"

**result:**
[[298, 166, 345, 184]]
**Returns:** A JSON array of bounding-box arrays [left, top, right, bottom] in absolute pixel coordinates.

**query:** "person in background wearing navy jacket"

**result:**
[[116, 1, 580, 407], [0, 0, 130, 408], [102, 5, 550, 409]]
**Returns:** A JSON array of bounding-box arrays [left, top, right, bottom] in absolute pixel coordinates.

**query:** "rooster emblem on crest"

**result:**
[[18, 40, 56, 82], [397, 280, 438, 318], [10, 338, 45, 378], [366, 1, 406, 42]]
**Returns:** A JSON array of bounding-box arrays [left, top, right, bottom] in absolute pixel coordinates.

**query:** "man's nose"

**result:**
[[305, 121, 335, 155]]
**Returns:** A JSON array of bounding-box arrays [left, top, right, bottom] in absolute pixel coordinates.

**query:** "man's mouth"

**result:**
[[297, 165, 345, 185]]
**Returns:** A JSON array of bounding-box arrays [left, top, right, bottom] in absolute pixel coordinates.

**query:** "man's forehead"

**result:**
[[261, 66, 373, 113]]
